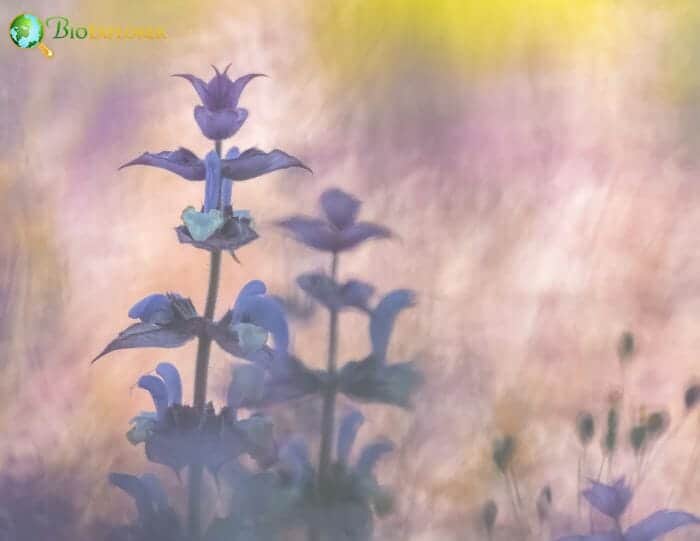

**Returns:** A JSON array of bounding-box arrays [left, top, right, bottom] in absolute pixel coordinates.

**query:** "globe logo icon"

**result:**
[[9, 13, 53, 57]]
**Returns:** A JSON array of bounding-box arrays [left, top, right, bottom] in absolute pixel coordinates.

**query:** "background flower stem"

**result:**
[[188, 139, 223, 541], [312, 251, 340, 540]]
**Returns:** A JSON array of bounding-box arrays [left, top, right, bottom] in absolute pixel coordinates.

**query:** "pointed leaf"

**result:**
[[242, 356, 323, 407], [277, 216, 338, 251], [220, 148, 311, 181], [337, 222, 392, 251], [296, 272, 344, 310], [92, 320, 200, 363], [339, 358, 423, 409], [119, 148, 205, 180]]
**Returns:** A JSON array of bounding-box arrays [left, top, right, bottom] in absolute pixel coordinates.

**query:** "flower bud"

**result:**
[[617, 331, 635, 362], [629, 425, 647, 454], [481, 499, 498, 533], [646, 411, 669, 438], [492, 435, 516, 473], [603, 408, 619, 454], [576, 412, 595, 446], [685, 384, 700, 411]]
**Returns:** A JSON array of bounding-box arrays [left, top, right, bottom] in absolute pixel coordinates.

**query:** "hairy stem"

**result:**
[[188, 139, 223, 541], [311, 252, 339, 541]]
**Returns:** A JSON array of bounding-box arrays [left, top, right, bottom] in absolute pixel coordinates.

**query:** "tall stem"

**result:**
[[313, 252, 339, 540], [188, 139, 223, 541]]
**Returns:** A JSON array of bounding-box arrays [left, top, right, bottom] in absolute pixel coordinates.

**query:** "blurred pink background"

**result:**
[[4, 1, 700, 539]]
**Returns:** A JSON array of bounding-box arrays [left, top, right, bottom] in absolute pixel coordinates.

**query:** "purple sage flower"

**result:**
[[339, 289, 423, 408], [132, 363, 276, 477], [270, 410, 395, 538], [277, 188, 391, 253], [212, 280, 290, 360], [583, 478, 632, 520], [107, 472, 183, 541], [173, 65, 263, 140], [556, 479, 700, 541]]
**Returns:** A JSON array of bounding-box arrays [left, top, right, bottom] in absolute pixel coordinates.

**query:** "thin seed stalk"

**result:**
[[188, 139, 223, 541]]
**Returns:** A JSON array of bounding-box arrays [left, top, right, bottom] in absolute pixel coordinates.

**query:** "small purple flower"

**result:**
[[212, 280, 290, 360], [93, 294, 202, 362], [339, 289, 423, 408], [173, 65, 263, 140], [556, 479, 700, 541], [277, 188, 391, 253], [107, 472, 183, 541], [132, 363, 276, 477], [583, 478, 632, 520], [273, 410, 395, 537], [122, 147, 308, 253], [128, 294, 178, 325]]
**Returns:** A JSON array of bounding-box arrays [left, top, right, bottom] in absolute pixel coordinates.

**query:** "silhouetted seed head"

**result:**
[[576, 412, 595, 446], [537, 485, 553, 522], [481, 499, 498, 533], [685, 384, 700, 411], [492, 435, 516, 474], [604, 408, 619, 454], [629, 425, 647, 454], [646, 411, 669, 438], [607, 388, 623, 406], [617, 331, 635, 363]]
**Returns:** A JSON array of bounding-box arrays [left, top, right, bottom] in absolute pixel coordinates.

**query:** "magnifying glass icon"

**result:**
[[9, 14, 54, 58]]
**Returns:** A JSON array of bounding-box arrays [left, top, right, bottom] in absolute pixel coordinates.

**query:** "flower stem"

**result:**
[[188, 139, 223, 541], [312, 251, 340, 541]]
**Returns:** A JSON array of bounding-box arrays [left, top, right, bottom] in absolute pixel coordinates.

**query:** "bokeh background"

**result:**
[[4, 1, 700, 539]]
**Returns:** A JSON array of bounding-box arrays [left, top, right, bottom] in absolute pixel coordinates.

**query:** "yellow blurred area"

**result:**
[[312, 0, 615, 78]]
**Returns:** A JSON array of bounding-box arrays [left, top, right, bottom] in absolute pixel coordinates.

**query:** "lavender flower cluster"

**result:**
[[94, 66, 422, 541]]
